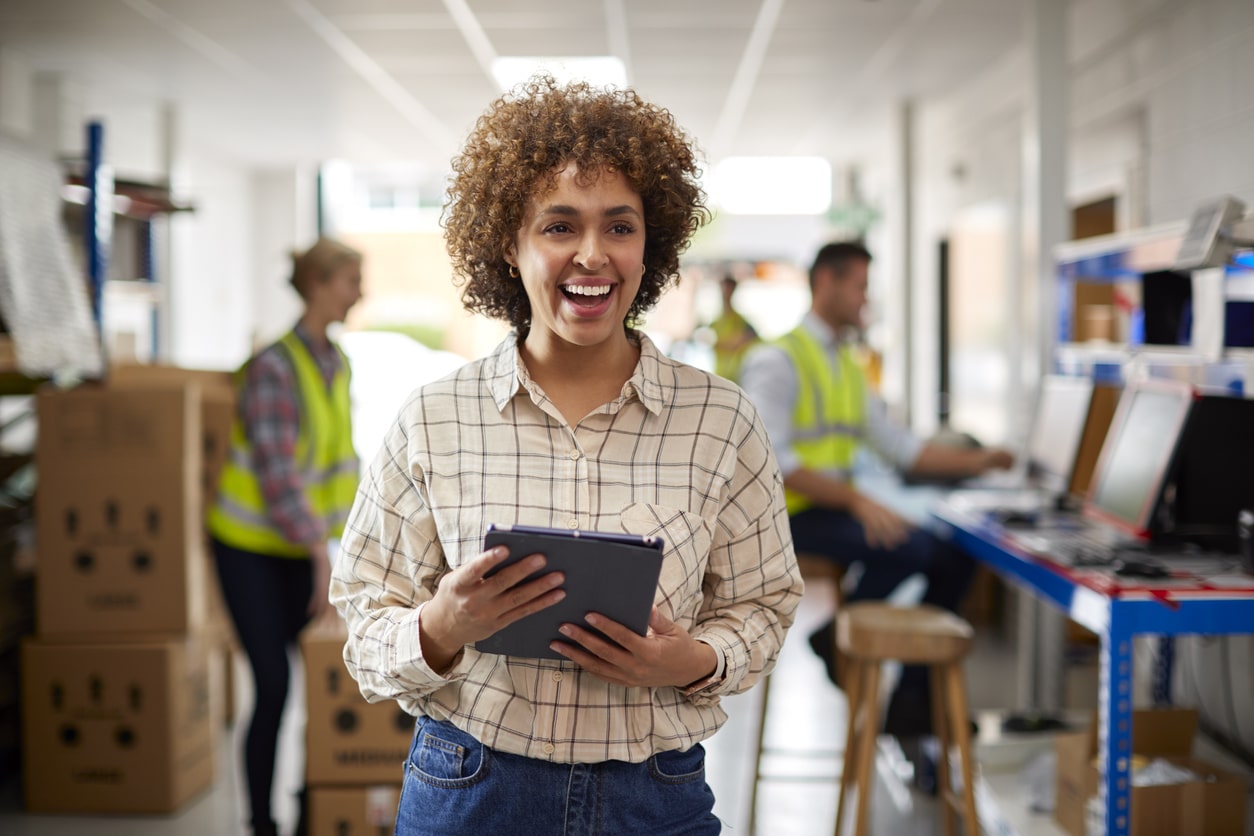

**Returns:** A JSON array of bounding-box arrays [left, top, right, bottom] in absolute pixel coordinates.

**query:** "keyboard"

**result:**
[[1004, 523, 1142, 567]]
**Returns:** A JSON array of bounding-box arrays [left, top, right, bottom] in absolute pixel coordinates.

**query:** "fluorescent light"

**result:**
[[710, 156, 832, 215], [491, 56, 627, 90]]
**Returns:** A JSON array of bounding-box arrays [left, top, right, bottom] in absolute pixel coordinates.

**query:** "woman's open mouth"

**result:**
[[560, 282, 615, 316]]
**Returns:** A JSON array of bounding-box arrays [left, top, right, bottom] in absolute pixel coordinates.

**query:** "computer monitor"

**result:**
[[1158, 393, 1254, 553], [1083, 379, 1195, 539], [1023, 375, 1094, 498]]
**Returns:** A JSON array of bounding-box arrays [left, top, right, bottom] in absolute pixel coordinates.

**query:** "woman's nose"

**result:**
[[575, 235, 608, 270]]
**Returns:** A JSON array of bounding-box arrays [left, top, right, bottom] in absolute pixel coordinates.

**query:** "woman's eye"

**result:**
[[545, 222, 573, 234], [610, 222, 635, 235]]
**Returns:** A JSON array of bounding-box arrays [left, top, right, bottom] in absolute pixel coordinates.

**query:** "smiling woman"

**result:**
[[442, 75, 707, 333], [328, 74, 804, 835]]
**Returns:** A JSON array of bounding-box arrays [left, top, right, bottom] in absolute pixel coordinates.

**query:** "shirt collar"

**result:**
[[802, 311, 839, 347], [801, 311, 858, 349], [486, 329, 667, 417], [293, 321, 340, 364]]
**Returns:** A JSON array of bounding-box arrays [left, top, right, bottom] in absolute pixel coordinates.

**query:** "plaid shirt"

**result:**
[[239, 323, 350, 548], [331, 331, 802, 764]]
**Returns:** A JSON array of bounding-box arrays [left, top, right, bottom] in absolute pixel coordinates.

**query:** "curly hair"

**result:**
[[442, 74, 709, 332]]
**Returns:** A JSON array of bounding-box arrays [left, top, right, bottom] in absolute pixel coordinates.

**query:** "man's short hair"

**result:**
[[809, 241, 872, 288]]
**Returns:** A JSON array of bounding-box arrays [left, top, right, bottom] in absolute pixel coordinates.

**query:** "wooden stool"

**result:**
[[746, 553, 846, 835], [834, 601, 978, 836]]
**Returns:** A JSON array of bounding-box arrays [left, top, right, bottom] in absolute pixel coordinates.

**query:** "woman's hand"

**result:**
[[551, 607, 717, 689], [419, 545, 566, 673]]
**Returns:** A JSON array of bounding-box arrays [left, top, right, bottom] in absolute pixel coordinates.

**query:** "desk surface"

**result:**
[[931, 496, 1254, 836], [932, 498, 1254, 635]]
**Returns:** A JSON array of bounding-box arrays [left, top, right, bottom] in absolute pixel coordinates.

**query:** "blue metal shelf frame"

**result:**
[[933, 504, 1254, 836]]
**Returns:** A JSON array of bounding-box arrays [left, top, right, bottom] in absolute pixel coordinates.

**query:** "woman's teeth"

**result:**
[[563, 285, 611, 297]]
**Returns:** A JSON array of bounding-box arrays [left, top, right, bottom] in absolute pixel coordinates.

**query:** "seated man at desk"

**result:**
[[740, 241, 1014, 738]]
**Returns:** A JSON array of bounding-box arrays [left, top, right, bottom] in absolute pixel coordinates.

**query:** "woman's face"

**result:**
[[310, 260, 363, 325], [507, 163, 645, 351]]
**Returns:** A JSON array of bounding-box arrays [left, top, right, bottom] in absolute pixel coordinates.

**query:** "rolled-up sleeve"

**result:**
[[863, 390, 924, 471]]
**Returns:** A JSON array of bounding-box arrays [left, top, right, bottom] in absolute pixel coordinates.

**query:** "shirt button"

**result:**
[[552, 671, 563, 682], [542, 742, 555, 755], [567, 519, 579, 529], [568, 449, 581, 460]]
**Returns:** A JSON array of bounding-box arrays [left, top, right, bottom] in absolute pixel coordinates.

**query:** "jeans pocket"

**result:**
[[647, 743, 707, 786], [408, 718, 490, 788]]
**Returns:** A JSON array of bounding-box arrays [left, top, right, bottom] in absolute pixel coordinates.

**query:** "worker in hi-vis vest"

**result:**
[[740, 241, 1014, 748], [709, 273, 759, 383], [207, 237, 363, 836]]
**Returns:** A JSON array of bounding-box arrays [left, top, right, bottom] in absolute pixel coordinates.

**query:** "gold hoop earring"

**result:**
[[508, 264, 519, 279]]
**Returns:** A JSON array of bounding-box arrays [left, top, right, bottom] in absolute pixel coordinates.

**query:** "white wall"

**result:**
[[250, 168, 320, 349], [168, 152, 255, 370]]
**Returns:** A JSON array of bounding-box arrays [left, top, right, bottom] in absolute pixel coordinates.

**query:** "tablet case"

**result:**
[[474, 524, 666, 660]]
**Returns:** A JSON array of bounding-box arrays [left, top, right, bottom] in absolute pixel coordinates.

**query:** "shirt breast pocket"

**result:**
[[618, 503, 711, 624]]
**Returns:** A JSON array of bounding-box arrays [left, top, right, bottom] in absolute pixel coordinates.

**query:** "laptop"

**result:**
[[1000, 378, 1196, 566], [946, 375, 1097, 515]]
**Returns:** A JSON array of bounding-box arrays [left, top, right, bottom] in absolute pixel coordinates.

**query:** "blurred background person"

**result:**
[[206, 237, 364, 836], [739, 240, 1013, 746], [709, 273, 759, 383]]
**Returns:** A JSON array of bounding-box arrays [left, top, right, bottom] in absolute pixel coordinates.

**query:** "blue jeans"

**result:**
[[394, 717, 721, 835]]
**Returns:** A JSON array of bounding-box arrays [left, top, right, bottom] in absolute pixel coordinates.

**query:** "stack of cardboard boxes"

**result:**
[[20, 368, 236, 815], [301, 618, 412, 835]]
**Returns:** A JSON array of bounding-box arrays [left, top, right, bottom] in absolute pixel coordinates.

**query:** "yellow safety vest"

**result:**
[[777, 327, 865, 515], [711, 310, 757, 382], [206, 330, 359, 557]]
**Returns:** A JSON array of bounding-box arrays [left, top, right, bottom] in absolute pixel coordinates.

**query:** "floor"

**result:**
[[1, 576, 1248, 835]]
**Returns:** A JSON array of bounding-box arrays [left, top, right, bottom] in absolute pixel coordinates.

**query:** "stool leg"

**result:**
[[834, 657, 864, 836], [851, 660, 882, 836], [746, 673, 772, 836], [930, 665, 956, 836], [942, 662, 979, 834]]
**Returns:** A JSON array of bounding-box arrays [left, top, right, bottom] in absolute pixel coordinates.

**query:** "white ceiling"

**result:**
[[1, 0, 1025, 176]]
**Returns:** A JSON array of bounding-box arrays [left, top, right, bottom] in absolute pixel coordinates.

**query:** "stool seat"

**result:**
[[837, 602, 973, 664], [835, 602, 979, 836]]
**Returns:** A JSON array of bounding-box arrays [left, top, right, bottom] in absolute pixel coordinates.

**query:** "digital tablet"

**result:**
[[474, 524, 666, 660]]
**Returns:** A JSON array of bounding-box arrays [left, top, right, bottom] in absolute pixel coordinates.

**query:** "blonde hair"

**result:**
[[289, 237, 362, 300]]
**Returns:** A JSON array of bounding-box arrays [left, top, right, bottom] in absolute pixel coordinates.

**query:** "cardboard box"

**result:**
[[35, 384, 208, 638], [21, 633, 217, 814], [1054, 707, 1246, 836], [107, 364, 236, 512], [302, 620, 414, 785], [108, 365, 239, 641], [309, 785, 400, 836]]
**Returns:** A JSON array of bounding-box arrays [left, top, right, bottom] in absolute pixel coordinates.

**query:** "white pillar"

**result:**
[[1019, 0, 1069, 714], [1021, 0, 1069, 383]]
